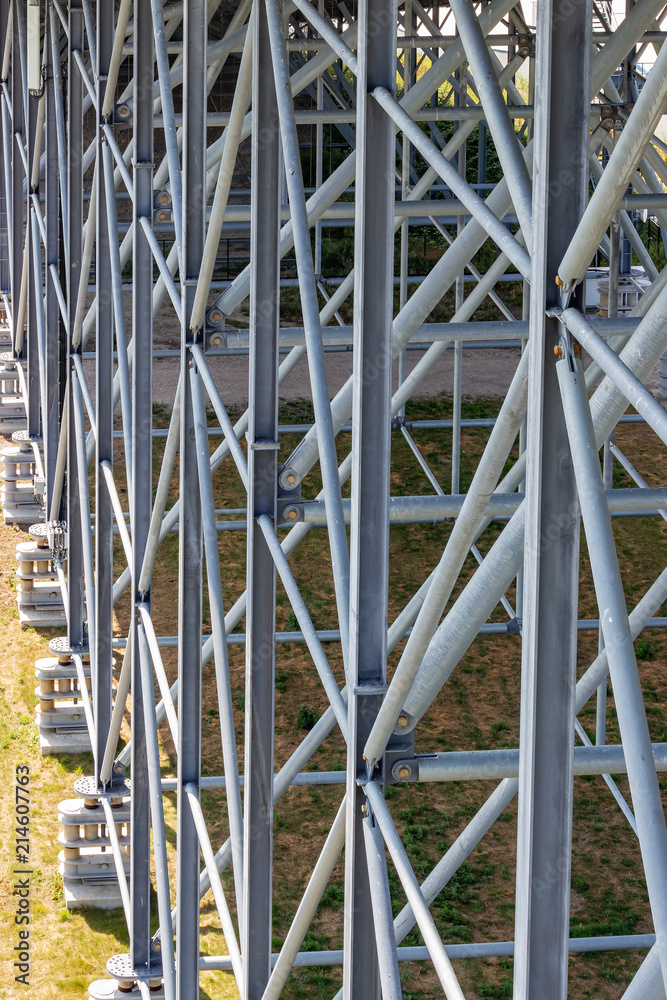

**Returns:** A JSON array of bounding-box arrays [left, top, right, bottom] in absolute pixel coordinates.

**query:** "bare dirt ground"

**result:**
[[82, 291, 666, 407], [147, 345, 522, 407], [82, 344, 666, 410], [82, 290, 526, 405]]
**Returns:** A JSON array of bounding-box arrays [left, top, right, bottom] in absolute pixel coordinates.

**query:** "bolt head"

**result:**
[[397, 714, 408, 727], [287, 509, 298, 520]]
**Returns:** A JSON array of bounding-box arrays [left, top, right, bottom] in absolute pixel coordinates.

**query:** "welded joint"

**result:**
[[353, 681, 389, 697], [246, 435, 279, 451]]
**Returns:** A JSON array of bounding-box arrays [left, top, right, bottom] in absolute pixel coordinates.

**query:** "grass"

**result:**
[[0, 395, 665, 998]]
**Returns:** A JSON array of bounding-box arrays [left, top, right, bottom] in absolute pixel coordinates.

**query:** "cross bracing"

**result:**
[[2, 0, 667, 996]]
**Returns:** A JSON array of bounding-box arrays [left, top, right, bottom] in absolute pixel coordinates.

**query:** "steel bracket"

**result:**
[[113, 103, 132, 127], [106, 951, 163, 986], [382, 752, 419, 785], [47, 520, 66, 563], [516, 32, 535, 58], [49, 634, 89, 659], [74, 773, 130, 799], [277, 500, 303, 525], [154, 187, 171, 211], [205, 307, 226, 349], [277, 464, 302, 525], [597, 102, 632, 132], [383, 735, 417, 786]]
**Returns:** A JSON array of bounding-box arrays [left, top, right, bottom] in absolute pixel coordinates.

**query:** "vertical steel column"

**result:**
[[452, 53, 467, 494], [242, 3, 280, 996], [94, 0, 114, 786], [343, 0, 395, 993], [513, 1, 591, 998], [25, 69, 38, 438], [314, 0, 324, 276], [66, 0, 85, 648], [177, 0, 206, 992], [10, 0, 23, 354], [44, 9, 59, 513], [0, 0, 9, 296], [130, 0, 155, 974], [398, 0, 414, 416]]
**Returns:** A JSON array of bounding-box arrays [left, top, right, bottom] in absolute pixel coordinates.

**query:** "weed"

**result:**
[[297, 705, 321, 730]]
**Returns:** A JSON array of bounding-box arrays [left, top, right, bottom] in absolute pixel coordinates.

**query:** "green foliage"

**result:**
[[477, 975, 514, 998], [275, 670, 291, 692], [319, 879, 345, 907], [297, 705, 321, 730]]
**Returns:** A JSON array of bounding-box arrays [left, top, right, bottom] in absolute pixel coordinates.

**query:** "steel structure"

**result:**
[[2, 0, 667, 997]]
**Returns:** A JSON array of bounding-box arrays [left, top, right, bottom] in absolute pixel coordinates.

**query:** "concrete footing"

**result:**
[[17, 523, 66, 627], [1, 432, 42, 524], [58, 778, 130, 911]]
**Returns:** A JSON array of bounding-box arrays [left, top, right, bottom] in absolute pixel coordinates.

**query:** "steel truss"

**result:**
[[2, 0, 667, 996]]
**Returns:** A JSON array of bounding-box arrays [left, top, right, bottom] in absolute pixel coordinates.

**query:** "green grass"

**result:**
[[1, 400, 664, 999]]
